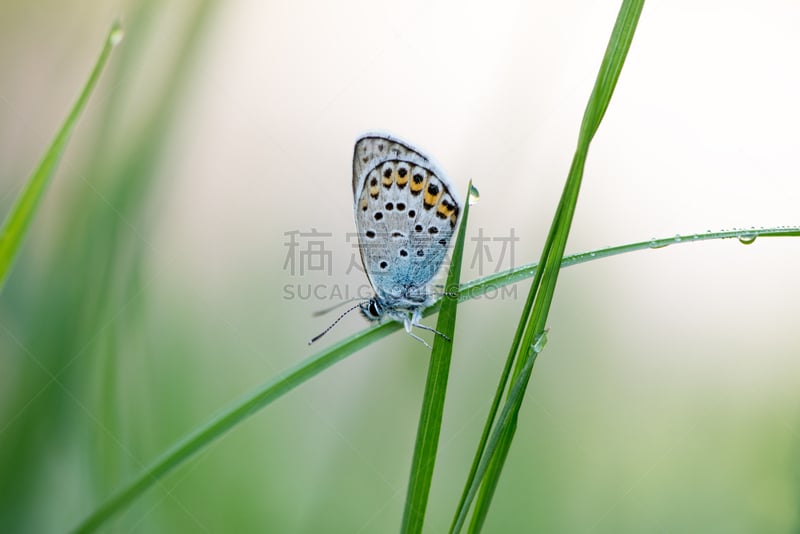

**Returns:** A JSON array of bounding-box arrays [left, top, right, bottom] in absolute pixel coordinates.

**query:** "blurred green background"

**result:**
[[1, 1, 799, 532]]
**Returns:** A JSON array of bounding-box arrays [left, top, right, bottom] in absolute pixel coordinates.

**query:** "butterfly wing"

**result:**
[[352, 133, 431, 195], [353, 133, 461, 303]]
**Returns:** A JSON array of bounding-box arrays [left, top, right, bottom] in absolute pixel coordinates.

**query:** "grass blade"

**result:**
[[452, 1, 646, 531], [456, 339, 540, 533], [401, 183, 473, 533], [70, 223, 798, 533], [0, 21, 122, 293], [70, 322, 394, 533]]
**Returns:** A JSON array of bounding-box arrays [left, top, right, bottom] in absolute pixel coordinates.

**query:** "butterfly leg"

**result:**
[[398, 314, 431, 348], [407, 330, 434, 349], [413, 322, 452, 342], [404, 309, 451, 344]]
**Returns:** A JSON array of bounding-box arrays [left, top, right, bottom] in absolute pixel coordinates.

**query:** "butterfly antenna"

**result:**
[[308, 302, 364, 345], [312, 297, 363, 317]]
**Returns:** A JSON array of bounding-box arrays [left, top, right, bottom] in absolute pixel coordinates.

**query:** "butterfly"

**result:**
[[310, 132, 462, 347]]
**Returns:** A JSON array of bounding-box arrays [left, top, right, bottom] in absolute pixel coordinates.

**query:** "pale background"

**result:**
[[0, 0, 798, 532]]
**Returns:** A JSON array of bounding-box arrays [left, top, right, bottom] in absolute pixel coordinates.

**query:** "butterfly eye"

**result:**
[[368, 300, 381, 317]]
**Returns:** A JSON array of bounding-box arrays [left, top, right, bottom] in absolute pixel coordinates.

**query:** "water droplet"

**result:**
[[468, 184, 480, 205], [692, 234, 699, 240], [673, 234, 682, 242], [110, 28, 125, 46], [649, 238, 668, 249], [738, 234, 757, 245], [532, 329, 549, 354]]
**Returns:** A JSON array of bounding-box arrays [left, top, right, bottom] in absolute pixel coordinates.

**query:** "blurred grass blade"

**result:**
[[69, 223, 798, 532], [401, 182, 473, 534], [0, 21, 122, 293], [452, 1, 646, 531]]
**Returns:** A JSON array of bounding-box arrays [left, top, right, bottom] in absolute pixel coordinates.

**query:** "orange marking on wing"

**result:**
[[396, 170, 409, 187], [437, 202, 454, 218], [410, 182, 425, 196], [382, 170, 394, 188], [424, 189, 442, 208]]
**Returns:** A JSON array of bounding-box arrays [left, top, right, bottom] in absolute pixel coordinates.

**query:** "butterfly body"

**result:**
[[352, 133, 461, 346]]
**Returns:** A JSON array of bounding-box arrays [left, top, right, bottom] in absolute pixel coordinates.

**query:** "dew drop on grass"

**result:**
[[649, 238, 668, 249], [738, 233, 757, 245], [468, 184, 480, 205], [532, 329, 549, 355], [110, 28, 124, 46]]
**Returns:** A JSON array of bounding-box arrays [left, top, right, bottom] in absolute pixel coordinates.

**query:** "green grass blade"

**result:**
[[448, 325, 520, 533], [455, 226, 800, 301], [0, 21, 122, 293], [70, 323, 395, 533], [401, 183, 473, 534], [450, 212, 556, 533], [465, 346, 533, 532], [455, 341, 539, 532], [70, 224, 798, 533], [454, 1, 646, 531]]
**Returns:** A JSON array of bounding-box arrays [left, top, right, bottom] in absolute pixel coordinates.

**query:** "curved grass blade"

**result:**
[[401, 182, 473, 534], [0, 21, 122, 293], [453, 1, 646, 531], [70, 321, 396, 533], [70, 224, 799, 533], [454, 227, 800, 306]]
